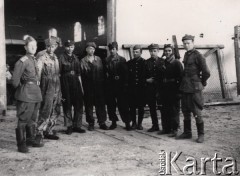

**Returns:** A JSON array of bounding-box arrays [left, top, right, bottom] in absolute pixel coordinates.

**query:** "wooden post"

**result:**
[[107, 0, 116, 45], [234, 26, 240, 95], [216, 48, 227, 99], [0, 0, 6, 115]]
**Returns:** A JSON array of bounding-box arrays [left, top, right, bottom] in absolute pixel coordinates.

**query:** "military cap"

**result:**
[[64, 40, 75, 47], [23, 35, 36, 46], [182, 34, 195, 41], [86, 42, 97, 49], [133, 45, 142, 50], [148, 43, 159, 50], [108, 42, 118, 50], [45, 36, 58, 46]]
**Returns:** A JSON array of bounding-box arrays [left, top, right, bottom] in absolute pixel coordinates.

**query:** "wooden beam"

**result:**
[[216, 48, 228, 99], [122, 44, 224, 50], [0, 0, 6, 115], [203, 47, 218, 57], [234, 26, 240, 95], [107, 0, 116, 45]]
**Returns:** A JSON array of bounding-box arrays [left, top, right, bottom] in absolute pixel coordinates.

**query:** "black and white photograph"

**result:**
[[0, 0, 239, 175]]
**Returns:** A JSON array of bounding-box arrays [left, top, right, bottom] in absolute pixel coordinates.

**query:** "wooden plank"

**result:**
[[172, 35, 180, 59], [234, 26, 240, 95], [203, 47, 218, 57], [216, 48, 228, 99], [122, 44, 224, 50], [107, 0, 116, 44]]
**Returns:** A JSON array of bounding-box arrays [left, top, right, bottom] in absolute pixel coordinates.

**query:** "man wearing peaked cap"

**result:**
[[108, 41, 118, 50], [128, 45, 146, 130], [64, 40, 75, 47], [182, 34, 195, 41], [44, 36, 58, 46], [148, 43, 160, 50], [176, 34, 210, 143], [145, 43, 163, 132]]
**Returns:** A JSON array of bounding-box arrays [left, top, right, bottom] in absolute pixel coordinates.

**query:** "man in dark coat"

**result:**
[[80, 42, 109, 131], [156, 44, 183, 137], [176, 34, 210, 143], [105, 42, 132, 130], [127, 45, 146, 130], [145, 43, 163, 132], [59, 40, 86, 134], [12, 36, 43, 153]]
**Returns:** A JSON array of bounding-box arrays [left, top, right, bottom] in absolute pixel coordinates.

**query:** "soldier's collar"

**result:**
[[186, 48, 196, 54], [111, 54, 119, 61], [166, 55, 175, 63], [26, 54, 36, 60]]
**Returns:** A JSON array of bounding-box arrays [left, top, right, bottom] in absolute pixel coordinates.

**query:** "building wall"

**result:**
[[116, 0, 240, 98]]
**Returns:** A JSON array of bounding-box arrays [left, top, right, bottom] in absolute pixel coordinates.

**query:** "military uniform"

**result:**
[[178, 35, 210, 143], [37, 51, 61, 139], [12, 53, 43, 152], [59, 50, 85, 133], [156, 54, 183, 135], [128, 56, 146, 130], [105, 53, 131, 126], [80, 55, 107, 129]]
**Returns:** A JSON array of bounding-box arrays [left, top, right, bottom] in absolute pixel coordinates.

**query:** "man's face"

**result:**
[[86, 46, 95, 56], [164, 47, 173, 58], [183, 40, 194, 51], [149, 49, 159, 58], [46, 44, 57, 55], [25, 41, 37, 55], [133, 49, 142, 58], [65, 45, 75, 55], [109, 48, 118, 56]]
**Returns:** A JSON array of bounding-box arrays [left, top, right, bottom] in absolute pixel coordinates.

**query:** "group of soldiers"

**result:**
[[11, 33, 210, 153]]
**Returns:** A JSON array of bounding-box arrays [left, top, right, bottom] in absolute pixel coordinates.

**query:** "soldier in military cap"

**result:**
[[80, 42, 109, 131], [176, 34, 210, 143], [12, 36, 43, 153], [59, 40, 86, 134], [127, 45, 146, 130], [145, 43, 163, 132], [156, 44, 183, 137], [36, 37, 62, 140], [105, 42, 132, 130]]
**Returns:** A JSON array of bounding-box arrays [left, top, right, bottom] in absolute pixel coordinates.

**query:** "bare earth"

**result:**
[[0, 105, 239, 176]]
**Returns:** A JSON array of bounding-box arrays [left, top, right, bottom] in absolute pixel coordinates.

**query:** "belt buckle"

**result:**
[[114, 76, 119, 80], [70, 71, 75, 75], [37, 81, 40, 86]]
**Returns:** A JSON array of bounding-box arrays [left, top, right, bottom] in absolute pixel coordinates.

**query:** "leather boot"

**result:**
[[137, 115, 143, 130], [109, 121, 117, 130], [176, 120, 192, 139], [15, 127, 29, 153], [26, 125, 44, 147], [196, 122, 204, 143], [125, 122, 132, 131]]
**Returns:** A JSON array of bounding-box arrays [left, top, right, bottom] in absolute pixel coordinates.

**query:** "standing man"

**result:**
[[36, 37, 61, 140], [59, 40, 86, 134], [105, 42, 132, 131], [176, 34, 210, 143], [156, 44, 183, 137], [127, 45, 146, 130], [12, 36, 43, 153], [145, 44, 163, 132], [80, 42, 109, 131]]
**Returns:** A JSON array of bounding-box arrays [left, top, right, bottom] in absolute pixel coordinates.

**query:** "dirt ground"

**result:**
[[0, 105, 239, 176]]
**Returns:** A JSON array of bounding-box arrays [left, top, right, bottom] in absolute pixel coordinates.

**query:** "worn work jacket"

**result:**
[[179, 49, 210, 93], [12, 54, 42, 102], [37, 52, 61, 103], [105, 54, 128, 89]]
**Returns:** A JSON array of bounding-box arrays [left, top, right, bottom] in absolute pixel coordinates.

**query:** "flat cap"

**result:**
[[45, 36, 58, 46], [86, 42, 97, 49], [108, 42, 118, 50], [148, 43, 159, 50], [182, 34, 195, 41], [133, 45, 142, 50], [64, 40, 75, 47]]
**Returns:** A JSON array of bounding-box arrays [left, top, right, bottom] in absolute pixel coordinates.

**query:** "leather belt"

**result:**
[[22, 80, 40, 86], [163, 78, 175, 83]]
